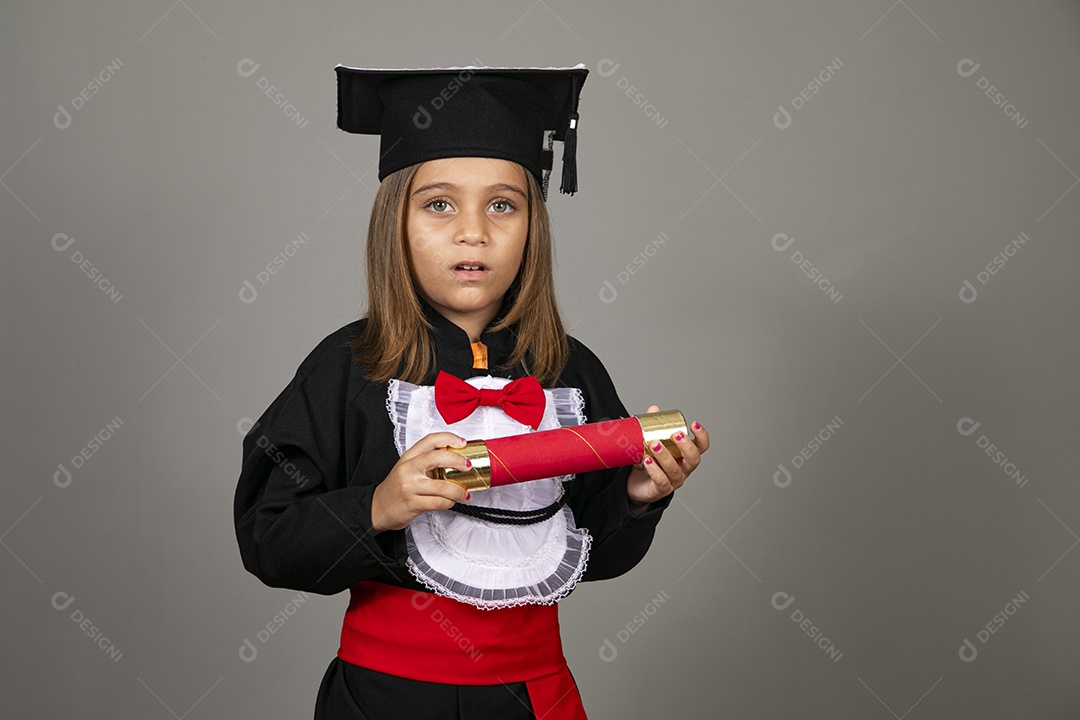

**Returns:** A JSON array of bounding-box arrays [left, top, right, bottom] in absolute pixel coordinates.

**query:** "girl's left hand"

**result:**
[[626, 405, 709, 512]]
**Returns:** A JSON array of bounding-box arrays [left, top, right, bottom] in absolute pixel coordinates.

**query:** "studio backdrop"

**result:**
[[3, 1, 1079, 718]]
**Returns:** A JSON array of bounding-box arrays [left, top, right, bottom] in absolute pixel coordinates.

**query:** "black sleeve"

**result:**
[[562, 338, 674, 582], [233, 337, 405, 596]]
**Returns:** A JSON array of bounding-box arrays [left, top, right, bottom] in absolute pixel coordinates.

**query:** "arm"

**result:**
[[233, 342, 404, 596]]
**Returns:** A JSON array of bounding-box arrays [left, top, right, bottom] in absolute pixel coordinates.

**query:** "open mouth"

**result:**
[[451, 262, 489, 279]]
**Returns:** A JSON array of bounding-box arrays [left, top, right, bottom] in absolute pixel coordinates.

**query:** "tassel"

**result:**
[[559, 111, 578, 195], [541, 130, 554, 201]]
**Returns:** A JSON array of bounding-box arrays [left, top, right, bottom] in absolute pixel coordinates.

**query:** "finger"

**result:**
[[646, 404, 660, 413], [645, 438, 685, 488], [670, 429, 701, 471], [408, 493, 461, 514], [408, 475, 470, 503], [416, 448, 476, 476], [689, 421, 710, 454], [402, 432, 468, 461], [641, 453, 674, 497]]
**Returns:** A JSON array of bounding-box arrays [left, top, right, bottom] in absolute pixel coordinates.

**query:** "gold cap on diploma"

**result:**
[[638, 409, 688, 461], [432, 440, 493, 490]]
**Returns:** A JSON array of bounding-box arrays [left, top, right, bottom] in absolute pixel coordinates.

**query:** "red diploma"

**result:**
[[431, 410, 688, 490]]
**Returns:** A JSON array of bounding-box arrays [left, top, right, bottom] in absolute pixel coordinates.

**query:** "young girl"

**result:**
[[234, 64, 709, 720]]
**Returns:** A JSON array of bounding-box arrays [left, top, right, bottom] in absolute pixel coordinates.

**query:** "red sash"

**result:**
[[338, 581, 587, 719]]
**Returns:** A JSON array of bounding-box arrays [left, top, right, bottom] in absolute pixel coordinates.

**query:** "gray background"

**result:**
[[3, 1, 1079, 718]]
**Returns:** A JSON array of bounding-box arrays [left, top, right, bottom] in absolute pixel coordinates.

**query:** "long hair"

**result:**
[[350, 162, 569, 386]]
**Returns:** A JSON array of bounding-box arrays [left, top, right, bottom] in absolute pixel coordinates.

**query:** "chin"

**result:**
[[446, 290, 499, 307]]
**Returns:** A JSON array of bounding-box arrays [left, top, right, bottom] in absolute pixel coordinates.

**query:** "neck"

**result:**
[[423, 299, 508, 343], [448, 310, 493, 343]]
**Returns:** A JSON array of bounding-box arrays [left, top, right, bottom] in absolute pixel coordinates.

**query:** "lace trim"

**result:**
[[406, 513, 593, 610], [551, 387, 586, 428], [386, 379, 416, 456]]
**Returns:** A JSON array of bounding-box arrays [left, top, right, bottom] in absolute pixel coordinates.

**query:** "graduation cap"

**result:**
[[334, 64, 588, 199]]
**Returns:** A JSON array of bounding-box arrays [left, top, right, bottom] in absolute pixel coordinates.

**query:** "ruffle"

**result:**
[[406, 506, 593, 610], [386, 375, 590, 610]]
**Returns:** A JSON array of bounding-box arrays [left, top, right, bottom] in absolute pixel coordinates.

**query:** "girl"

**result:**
[[234, 65, 709, 720]]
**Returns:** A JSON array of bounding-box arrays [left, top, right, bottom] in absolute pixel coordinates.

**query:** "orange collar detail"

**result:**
[[470, 341, 488, 370]]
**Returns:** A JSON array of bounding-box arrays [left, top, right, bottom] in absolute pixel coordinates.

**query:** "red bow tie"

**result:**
[[434, 371, 547, 430]]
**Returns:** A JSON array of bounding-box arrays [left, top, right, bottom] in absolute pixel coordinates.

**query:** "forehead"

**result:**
[[411, 157, 527, 189]]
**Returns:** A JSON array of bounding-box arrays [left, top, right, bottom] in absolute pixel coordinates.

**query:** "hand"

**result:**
[[626, 405, 709, 513], [371, 432, 472, 534]]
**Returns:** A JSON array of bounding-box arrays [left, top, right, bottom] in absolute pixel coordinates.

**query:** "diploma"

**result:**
[[430, 409, 689, 490]]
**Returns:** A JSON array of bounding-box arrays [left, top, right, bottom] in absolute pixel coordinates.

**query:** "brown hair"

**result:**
[[349, 162, 569, 386]]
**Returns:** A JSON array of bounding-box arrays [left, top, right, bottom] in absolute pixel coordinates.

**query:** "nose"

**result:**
[[453, 204, 488, 245]]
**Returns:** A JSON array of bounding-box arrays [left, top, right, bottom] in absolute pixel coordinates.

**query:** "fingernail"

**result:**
[[674, 433, 685, 442], [459, 436, 467, 444], [465, 459, 472, 468], [644, 457, 654, 466], [465, 492, 471, 501], [652, 442, 663, 452], [692, 422, 701, 430]]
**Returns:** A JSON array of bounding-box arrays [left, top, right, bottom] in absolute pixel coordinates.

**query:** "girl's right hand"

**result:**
[[370, 432, 472, 534]]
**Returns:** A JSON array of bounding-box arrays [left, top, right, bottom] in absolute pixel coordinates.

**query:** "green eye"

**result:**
[[427, 199, 450, 212], [490, 200, 513, 213]]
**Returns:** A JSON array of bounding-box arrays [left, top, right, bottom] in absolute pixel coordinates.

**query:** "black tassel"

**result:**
[[559, 111, 579, 195], [541, 130, 554, 201]]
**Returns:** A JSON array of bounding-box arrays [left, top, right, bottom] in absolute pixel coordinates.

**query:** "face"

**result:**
[[405, 156, 530, 339]]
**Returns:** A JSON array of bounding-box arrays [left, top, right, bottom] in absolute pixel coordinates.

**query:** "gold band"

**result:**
[[636, 409, 688, 460], [430, 440, 492, 490]]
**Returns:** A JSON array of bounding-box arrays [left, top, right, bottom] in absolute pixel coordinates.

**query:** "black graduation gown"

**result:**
[[233, 299, 674, 719]]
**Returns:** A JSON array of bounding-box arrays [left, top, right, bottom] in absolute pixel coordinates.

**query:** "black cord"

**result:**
[[449, 493, 566, 526]]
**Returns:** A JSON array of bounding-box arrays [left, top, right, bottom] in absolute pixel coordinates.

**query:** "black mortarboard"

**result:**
[[334, 64, 588, 199]]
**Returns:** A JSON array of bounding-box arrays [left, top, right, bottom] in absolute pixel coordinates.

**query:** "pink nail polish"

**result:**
[[644, 457, 654, 466], [465, 492, 471, 501], [674, 433, 685, 442], [692, 422, 701, 430], [652, 442, 662, 452], [465, 459, 472, 468]]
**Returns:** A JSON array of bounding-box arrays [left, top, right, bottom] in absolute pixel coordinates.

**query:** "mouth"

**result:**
[[450, 262, 489, 280]]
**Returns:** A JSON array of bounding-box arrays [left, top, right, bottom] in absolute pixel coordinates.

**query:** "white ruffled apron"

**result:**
[[386, 375, 591, 610]]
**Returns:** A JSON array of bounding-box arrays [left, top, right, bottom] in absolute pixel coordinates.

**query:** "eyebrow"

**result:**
[[411, 181, 527, 200]]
